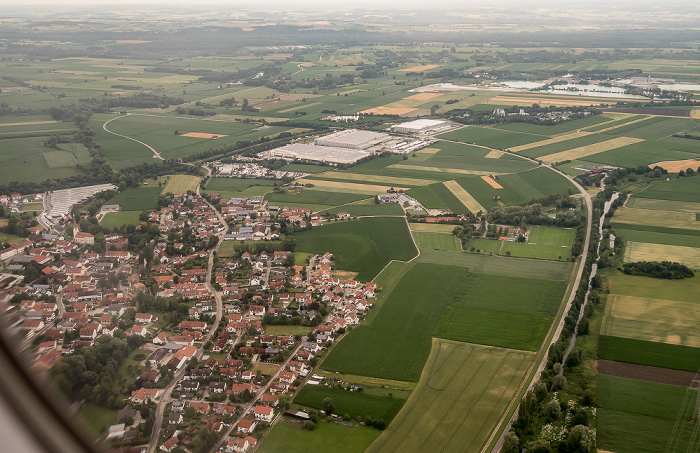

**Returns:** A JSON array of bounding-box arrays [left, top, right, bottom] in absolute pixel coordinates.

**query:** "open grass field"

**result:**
[[0, 136, 87, 184], [613, 207, 700, 231], [106, 187, 161, 211], [601, 294, 700, 347], [624, 241, 700, 268], [100, 211, 141, 229], [206, 177, 278, 192], [366, 340, 533, 453], [78, 403, 117, 435], [500, 241, 572, 261], [416, 249, 574, 281], [597, 335, 700, 372], [627, 196, 700, 214], [296, 179, 406, 195], [294, 386, 405, 422], [609, 273, 700, 303], [613, 225, 700, 248], [602, 116, 696, 140], [260, 419, 380, 453], [161, 174, 201, 195], [413, 232, 461, 251], [495, 114, 611, 136], [634, 175, 700, 203], [262, 325, 311, 336], [437, 126, 543, 150], [538, 136, 644, 164], [597, 375, 698, 453], [295, 217, 417, 281], [0, 232, 28, 243]]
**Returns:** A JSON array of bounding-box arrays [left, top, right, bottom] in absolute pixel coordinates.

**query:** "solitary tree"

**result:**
[[322, 397, 334, 416]]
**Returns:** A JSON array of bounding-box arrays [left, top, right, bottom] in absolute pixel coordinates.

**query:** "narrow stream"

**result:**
[[561, 192, 619, 367]]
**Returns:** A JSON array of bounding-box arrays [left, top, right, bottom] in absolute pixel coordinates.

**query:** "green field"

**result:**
[[613, 225, 700, 248], [597, 375, 698, 453], [260, 419, 380, 453], [634, 175, 700, 202], [413, 232, 461, 251], [323, 262, 564, 381], [609, 273, 700, 303], [495, 114, 610, 135], [106, 187, 161, 211], [415, 249, 574, 281], [261, 325, 311, 336], [438, 126, 543, 150], [294, 386, 404, 422], [205, 177, 278, 196], [366, 340, 533, 453], [324, 202, 405, 217], [295, 217, 417, 281], [100, 210, 141, 229], [78, 403, 117, 434], [597, 335, 700, 372]]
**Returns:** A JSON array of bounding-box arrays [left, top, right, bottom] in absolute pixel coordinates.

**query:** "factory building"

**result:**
[[265, 143, 370, 165], [314, 129, 390, 149], [390, 119, 451, 135]]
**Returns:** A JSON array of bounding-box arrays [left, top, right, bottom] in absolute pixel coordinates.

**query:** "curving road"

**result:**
[[103, 114, 164, 161]]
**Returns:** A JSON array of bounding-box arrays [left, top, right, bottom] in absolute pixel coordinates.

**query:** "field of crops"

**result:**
[[437, 126, 543, 150], [106, 187, 161, 211], [597, 375, 698, 453], [624, 241, 700, 268], [366, 340, 533, 453], [634, 174, 700, 202], [265, 190, 368, 210], [161, 175, 201, 195], [295, 217, 417, 281], [597, 335, 700, 372]]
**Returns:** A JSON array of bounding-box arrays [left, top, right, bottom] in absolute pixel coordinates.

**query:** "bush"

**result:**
[[302, 421, 317, 431]]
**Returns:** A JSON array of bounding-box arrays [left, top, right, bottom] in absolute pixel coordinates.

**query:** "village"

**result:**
[[0, 188, 379, 453]]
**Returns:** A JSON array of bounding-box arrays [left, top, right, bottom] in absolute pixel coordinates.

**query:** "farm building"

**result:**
[[262, 143, 370, 165], [391, 119, 450, 134], [314, 129, 390, 150]]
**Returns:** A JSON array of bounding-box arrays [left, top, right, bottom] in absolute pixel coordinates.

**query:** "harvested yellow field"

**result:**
[[443, 180, 485, 213], [161, 175, 201, 195], [277, 102, 322, 113], [614, 207, 700, 231], [484, 150, 504, 159], [601, 294, 700, 347], [409, 223, 458, 233], [360, 106, 419, 116], [481, 176, 503, 189], [510, 132, 592, 152], [650, 158, 700, 173], [692, 109, 700, 119], [494, 64, 512, 70], [314, 172, 437, 186], [625, 242, 700, 268], [539, 137, 644, 164], [0, 120, 57, 127], [295, 179, 405, 195], [399, 64, 441, 72], [405, 92, 444, 101], [387, 164, 503, 176], [0, 219, 8, 227], [417, 147, 441, 154], [180, 132, 228, 139]]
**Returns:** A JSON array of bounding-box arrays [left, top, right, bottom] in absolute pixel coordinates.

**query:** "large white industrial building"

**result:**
[[265, 143, 370, 165], [314, 129, 390, 149], [390, 119, 451, 134]]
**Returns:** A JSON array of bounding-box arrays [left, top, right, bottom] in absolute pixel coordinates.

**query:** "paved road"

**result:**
[[208, 337, 308, 453], [147, 178, 228, 453], [103, 114, 164, 161]]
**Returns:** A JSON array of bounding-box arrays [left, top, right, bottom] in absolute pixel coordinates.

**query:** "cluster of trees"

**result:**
[[174, 107, 215, 117], [622, 261, 695, 279], [487, 195, 582, 229], [448, 105, 599, 127], [50, 336, 145, 410]]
